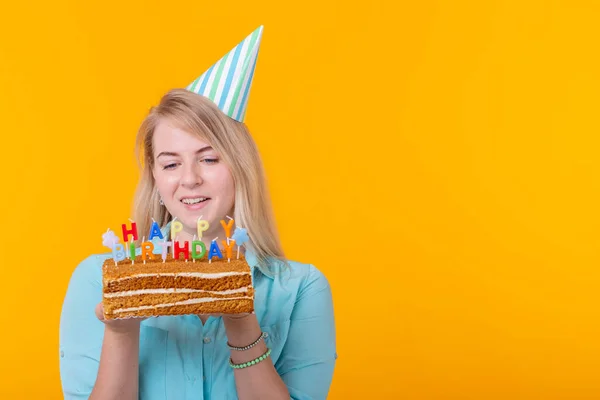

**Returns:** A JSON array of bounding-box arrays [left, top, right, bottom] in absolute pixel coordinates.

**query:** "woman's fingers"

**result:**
[[95, 302, 106, 321]]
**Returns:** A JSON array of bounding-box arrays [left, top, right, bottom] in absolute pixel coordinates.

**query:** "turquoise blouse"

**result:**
[[59, 244, 337, 399]]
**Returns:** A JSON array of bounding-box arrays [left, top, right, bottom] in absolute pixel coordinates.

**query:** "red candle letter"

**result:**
[[174, 241, 189, 260], [122, 222, 138, 243]]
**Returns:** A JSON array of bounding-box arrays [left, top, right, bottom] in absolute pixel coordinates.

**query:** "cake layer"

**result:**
[[106, 298, 254, 319], [103, 274, 252, 293], [103, 287, 251, 298], [103, 288, 253, 310]]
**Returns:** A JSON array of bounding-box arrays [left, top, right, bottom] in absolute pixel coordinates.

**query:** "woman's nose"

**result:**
[[180, 163, 203, 188]]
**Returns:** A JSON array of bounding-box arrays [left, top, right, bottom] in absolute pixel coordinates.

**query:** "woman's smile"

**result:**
[[179, 195, 211, 211]]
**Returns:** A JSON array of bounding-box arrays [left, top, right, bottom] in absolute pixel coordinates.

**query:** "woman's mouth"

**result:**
[[180, 197, 210, 210]]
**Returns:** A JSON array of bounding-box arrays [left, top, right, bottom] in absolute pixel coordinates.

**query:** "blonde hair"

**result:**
[[132, 88, 285, 273]]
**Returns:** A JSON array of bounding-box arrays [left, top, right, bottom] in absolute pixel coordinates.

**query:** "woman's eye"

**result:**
[[163, 163, 177, 170], [201, 158, 219, 165]]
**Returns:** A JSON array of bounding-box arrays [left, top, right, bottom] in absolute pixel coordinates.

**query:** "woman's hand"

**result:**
[[89, 302, 143, 400], [95, 302, 146, 334]]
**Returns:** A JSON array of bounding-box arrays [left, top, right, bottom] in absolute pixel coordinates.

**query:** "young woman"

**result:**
[[59, 88, 337, 399]]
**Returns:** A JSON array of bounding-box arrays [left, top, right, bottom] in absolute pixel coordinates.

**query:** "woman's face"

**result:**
[[152, 119, 235, 237]]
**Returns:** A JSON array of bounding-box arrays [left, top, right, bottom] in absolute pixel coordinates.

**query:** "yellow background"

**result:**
[[1, 0, 599, 398]]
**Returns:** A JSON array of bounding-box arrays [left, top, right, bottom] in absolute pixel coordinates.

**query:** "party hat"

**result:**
[[186, 25, 264, 122]]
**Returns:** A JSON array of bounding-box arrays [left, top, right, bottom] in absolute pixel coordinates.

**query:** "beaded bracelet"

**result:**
[[227, 331, 266, 351], [229, 348, 272, 369]]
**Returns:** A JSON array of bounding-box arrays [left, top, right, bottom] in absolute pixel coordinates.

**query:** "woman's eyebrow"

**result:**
[[156, 146, 213, 159]]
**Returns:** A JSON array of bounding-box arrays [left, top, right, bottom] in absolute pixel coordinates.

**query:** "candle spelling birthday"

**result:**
[[105, 217, 247, 264], [100, 217, 254, 320]]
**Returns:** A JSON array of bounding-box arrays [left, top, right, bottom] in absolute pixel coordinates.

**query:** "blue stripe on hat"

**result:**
[[218, 43, 243, 109], [198, 64, 215, 95], [237, 51, 258, 121]]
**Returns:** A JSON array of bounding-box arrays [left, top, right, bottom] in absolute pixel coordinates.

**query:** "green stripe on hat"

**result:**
[[187, 26, 264, 122]]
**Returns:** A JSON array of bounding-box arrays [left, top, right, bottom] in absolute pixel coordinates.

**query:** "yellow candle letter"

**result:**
[[171, 220, 183, 241], [197, 219, 210, 239]]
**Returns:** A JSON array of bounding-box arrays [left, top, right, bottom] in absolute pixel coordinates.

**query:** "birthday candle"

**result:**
[[231, 227, 249, 259], [192, 235, 197, 262], [122, 220, 138, 243], [112, 244, 126, 264], [174, 240, 190, 261], [173, 236, 179, 258], [102, 229, 119, 248], [141, 239, 155, 263], [208, 238, 223, 264], [191, 239, 206, 261], [160, 239, 172, 263], [222, 238, 235, 262], [171, 220, 183, 244], [197, 216, 209, 238], [148, 221, 164, 240], [102, 229, 123, 265], [220, 218, 234, 238], [129, 237, 135, 264]]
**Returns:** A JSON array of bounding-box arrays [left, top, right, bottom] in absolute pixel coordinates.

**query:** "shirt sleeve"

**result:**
[[275, 265, 338, 400], [59, 255, 105, 399]]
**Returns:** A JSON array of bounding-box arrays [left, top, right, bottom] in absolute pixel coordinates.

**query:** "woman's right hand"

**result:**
[[95, 302, 146, 333], [89, 303, 144, 400]]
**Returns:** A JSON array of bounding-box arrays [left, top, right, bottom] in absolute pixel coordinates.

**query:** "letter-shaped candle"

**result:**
[[112, 243, 126, 262], [208, 240, 223, 261], [221, 239, 235, 261], [197, 219, 209, 238], [220, 219, 234, 238], [174, 241, 189, 260], [122, 222, 138, 243], [171, 220, 183, 242], [142, 241, 155, 261], [191, 240, 206, 260], [148, 221, 164, 240], [159, 240, 172, 262], [129, 241, 136, 261]]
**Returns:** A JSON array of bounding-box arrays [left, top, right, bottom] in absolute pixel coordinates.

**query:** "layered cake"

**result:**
[[102, 253, 254, 319]]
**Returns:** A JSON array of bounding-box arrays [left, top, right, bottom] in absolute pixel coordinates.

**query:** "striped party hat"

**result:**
[[186, 25, 264, 122]]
